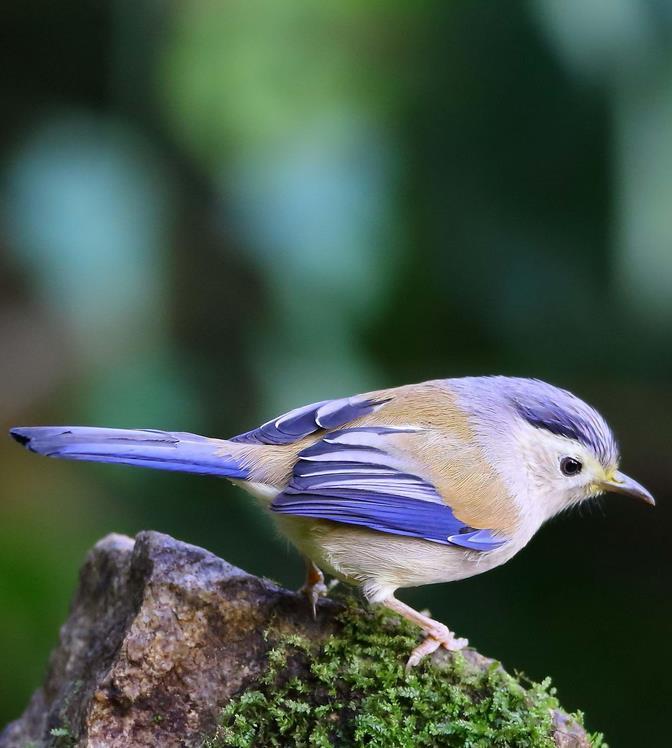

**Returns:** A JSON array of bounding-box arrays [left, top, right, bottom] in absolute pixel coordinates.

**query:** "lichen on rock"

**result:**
[[0, 531, 604, 748]]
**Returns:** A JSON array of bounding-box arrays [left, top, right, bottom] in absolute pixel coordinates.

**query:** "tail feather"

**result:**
[[9, 426, 249, 479]]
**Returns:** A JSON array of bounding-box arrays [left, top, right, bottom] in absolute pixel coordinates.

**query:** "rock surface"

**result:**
[[0, 531, 592, 747]]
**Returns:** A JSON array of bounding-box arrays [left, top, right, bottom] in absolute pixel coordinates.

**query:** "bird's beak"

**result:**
[[600, 471, 655, 506]]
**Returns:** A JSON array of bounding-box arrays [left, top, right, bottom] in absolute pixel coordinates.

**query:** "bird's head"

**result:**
[[451, 377, 655, 522]]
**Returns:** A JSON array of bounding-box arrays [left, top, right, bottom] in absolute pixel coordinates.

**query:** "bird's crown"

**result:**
[[506, 378, 619, 467], [450, 376, 619, 470]]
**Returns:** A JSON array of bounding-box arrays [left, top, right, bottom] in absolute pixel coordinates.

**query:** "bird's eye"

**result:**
[[560, 457, 583, 476]]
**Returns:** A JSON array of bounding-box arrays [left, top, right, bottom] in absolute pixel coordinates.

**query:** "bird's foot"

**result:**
[[380, 595, 468, 670], [405, 622, 468, 670], [299, 559, 328, 619], [299, 578, 328, 619]]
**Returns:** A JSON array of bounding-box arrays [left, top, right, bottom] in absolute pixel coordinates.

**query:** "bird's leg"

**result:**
[[298, 558, 328, 619], [382, 596, 468, 670]]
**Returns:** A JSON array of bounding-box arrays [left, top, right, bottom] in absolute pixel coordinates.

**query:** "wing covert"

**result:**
[[230, 394, 392, 446]]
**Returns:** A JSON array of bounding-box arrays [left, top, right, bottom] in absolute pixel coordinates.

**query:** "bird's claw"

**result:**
[[299, 579, 328, 620], [405, 626, 468, 671]]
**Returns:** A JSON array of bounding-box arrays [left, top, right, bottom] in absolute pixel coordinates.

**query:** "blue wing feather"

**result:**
[[274, 492, 466, 543], [231, 395, 392, 445], [271, 427, 506, 551]]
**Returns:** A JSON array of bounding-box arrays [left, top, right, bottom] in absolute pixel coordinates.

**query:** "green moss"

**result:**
[[49, 725, 76, 747], [206, 597, 607, 747]]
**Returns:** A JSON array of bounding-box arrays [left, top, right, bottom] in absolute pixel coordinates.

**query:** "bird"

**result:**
[[9, 376, 654, 668]]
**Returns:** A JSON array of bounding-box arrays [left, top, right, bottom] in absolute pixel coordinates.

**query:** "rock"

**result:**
[[0, 531, 594, 747], [0, 532, 337, 748]]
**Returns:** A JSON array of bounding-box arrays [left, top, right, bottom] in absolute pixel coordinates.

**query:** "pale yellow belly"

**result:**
[[272, 514, 518, 603]]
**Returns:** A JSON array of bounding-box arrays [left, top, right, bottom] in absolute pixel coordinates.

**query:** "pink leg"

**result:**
[[382, 596, 468, 669], [298, 558, 328, 619]]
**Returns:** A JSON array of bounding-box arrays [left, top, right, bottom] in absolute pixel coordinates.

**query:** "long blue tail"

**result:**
[[9, 426, 249, 479]]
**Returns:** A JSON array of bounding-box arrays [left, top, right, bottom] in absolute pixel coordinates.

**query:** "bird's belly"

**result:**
[[273, 515, 520, 603]]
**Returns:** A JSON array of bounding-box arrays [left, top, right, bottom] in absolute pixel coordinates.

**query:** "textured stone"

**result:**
[[0, 532, 337, 747]]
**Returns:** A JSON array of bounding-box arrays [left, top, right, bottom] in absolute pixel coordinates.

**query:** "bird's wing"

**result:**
[[230, 393, 392, 445], [270, 426, 505, 551]]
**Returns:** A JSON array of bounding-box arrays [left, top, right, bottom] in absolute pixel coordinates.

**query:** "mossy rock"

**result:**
[[0, 532, 606, 748], [206, 597, 606, 748]]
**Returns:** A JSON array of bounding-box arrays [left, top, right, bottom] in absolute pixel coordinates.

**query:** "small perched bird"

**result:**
[[10, 376, 654, 667]]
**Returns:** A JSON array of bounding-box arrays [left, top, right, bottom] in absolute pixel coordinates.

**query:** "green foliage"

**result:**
[[205, 600, 606, 747], [49, 725, 76, 747]]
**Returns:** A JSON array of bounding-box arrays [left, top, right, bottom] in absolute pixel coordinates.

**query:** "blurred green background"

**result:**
[[1, 1, 670, 744]]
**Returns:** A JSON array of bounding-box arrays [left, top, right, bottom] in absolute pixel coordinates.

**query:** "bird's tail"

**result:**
[[9, 426, 249, 479]]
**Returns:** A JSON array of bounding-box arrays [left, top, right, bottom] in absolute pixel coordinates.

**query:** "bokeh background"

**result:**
[[1, 1, 671, 744]]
